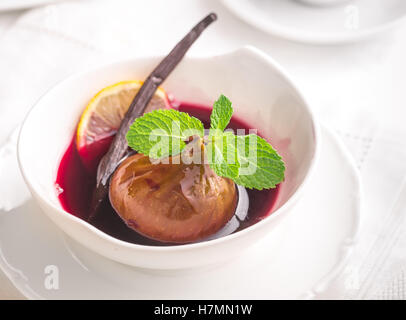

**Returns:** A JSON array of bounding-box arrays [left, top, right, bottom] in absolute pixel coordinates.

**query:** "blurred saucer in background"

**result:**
[[221, 0, 406, 44]]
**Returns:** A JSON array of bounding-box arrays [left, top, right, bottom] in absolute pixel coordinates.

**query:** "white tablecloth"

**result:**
[[1, 0, 406, 300]]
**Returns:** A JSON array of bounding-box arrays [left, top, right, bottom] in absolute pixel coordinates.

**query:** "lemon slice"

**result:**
[[76, 80, 170, 158]]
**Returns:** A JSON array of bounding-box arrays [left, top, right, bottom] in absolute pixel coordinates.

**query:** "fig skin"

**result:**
[[109, 152, 237, 244]]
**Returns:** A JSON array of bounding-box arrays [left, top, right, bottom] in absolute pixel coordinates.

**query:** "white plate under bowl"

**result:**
[[221, 0, 406, 44], [0, 124, 361, 299]]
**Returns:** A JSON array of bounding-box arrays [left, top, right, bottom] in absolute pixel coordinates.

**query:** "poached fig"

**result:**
[[109, 151, 237, 243]]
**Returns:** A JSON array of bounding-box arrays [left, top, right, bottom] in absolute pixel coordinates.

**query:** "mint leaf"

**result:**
[[206, 131, 239, 179], [126, 109, 204, 159], [233, 134, 285, 190], [207, 133, 284, 190], [210, 94, 233, 132]]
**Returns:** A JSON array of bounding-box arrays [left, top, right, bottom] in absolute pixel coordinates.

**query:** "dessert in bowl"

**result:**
[[18, 46, 318, 269]]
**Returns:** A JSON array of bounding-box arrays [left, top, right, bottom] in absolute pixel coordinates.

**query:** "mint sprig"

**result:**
[[126, 95, 285, 190]]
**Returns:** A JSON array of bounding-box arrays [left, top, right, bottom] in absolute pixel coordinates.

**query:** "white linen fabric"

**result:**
[[1, 0, 406, 299]]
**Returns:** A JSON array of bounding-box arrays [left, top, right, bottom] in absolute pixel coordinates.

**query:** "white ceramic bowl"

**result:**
[[18, 46, 319, 269]]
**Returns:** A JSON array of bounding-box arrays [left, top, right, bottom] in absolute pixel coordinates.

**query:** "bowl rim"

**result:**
[[17, 46, 320, 253]]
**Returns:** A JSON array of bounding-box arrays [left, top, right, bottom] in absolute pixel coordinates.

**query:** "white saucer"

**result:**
[[221, 0, 406, 44], [0, 125, 361, 299]]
